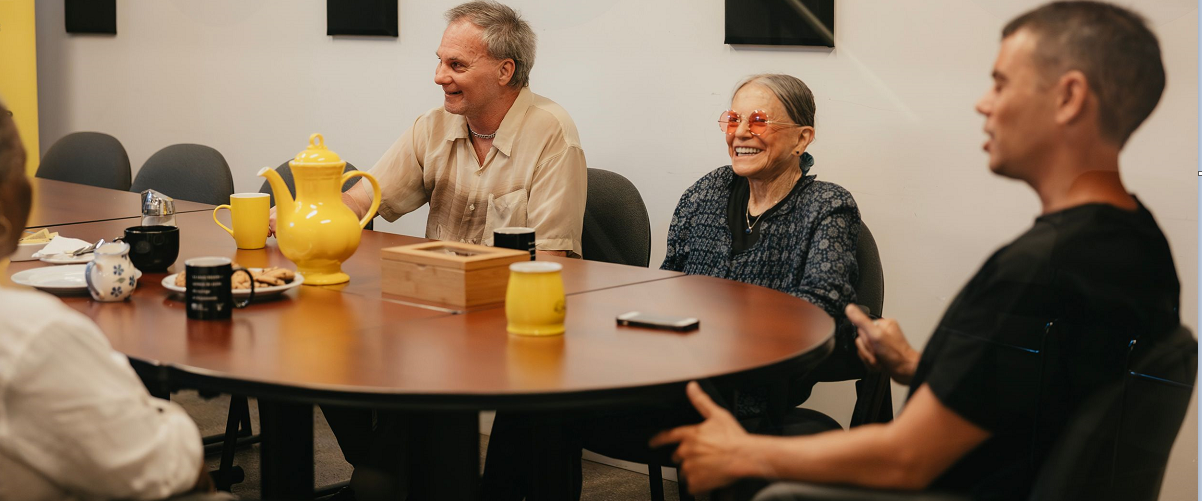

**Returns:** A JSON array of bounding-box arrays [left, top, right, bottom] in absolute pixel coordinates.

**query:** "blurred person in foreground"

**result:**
[[653, 2, 1181, 500], [0, 105, 223, 500]]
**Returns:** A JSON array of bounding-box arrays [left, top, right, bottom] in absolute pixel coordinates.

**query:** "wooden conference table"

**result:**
[[6, 182, 836, 500]]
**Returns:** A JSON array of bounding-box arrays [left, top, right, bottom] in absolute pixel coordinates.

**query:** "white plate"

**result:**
[[161, 268, 304, 299], [11, 264, 142, 293], [39, 253, 95, 265]]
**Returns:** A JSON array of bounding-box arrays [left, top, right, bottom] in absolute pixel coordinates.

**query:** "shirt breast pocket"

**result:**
[[483, 188, 529, 246]]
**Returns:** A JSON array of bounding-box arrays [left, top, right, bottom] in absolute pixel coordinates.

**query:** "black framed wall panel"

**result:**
[[327, 0, 398, 37], [725, 0, 834, 47], [65, 0, 116, 35]]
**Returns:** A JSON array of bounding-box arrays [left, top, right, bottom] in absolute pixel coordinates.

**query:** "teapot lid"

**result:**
[[292, 133, 344, 167]]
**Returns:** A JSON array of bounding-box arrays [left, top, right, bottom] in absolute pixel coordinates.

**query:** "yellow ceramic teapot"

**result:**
[[259, 133, 381, 285]]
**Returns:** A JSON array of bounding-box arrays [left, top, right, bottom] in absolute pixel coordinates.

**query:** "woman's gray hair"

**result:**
[[445, 1, 537, 88], [735, 74, 816, 127]]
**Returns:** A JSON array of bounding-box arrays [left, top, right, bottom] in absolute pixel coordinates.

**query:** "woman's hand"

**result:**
[[845, 304, 920, 385], [649, 382, 764, 494]]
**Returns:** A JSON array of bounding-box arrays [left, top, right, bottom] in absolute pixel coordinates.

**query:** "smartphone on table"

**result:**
[[616, 311, 700, 332]]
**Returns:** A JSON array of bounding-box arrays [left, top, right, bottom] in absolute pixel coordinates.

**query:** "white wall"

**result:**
[[34, 0, 1197, 498]]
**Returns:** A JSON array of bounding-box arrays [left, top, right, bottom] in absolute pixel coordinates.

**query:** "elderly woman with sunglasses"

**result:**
[[663, 73, 860, 321], [479, 75, 862, 501]]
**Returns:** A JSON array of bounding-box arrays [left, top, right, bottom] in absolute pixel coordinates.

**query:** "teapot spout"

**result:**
[[258, 166, 294, 210]]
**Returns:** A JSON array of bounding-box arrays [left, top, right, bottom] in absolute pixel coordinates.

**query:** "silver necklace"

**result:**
[[468, 125, 497, 139]]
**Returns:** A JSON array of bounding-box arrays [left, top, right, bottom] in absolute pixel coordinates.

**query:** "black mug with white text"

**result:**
[[185, 257, 254, 320]]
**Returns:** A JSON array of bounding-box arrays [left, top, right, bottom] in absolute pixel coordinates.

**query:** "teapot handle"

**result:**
[[341, 170, 382, 230]]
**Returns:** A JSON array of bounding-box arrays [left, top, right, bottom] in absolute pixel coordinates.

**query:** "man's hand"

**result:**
[[536, 250, 568, 257], [845, 304, 920, 384], [268, 206, 277, 237], [649, 382, 762, 494]]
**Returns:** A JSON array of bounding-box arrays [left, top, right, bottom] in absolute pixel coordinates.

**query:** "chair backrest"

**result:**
[[581, 168, 650, 266], [849, 221, 892, 427], [852, 221, 884, 317], [36, 132, 132, 191], [258, 160, 371, 230], [1030, 324, 1197, 501], [131, 144, 235, 205]]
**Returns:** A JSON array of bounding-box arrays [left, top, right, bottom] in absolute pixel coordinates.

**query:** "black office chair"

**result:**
[[759, 221, 891, 432], [37, 132, 132, 191], [131, 144, 235, 205], [746, 325, 1197, 501], [258, 160, 373, 231], [846, 222, 893, 427], [581, 168, 651, 266]]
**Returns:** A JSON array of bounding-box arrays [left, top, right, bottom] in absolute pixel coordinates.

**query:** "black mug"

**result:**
[[494, 227, 536, 260], [185, 257, 255, 320], [121, 225, 179, 272]]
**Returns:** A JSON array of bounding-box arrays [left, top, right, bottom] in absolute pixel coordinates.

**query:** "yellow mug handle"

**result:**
[[213, 205, 235, 237], [340, 170, 382, 230]]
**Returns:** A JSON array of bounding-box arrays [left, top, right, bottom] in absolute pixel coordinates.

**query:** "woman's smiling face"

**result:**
[[725, 84, 809, 181]]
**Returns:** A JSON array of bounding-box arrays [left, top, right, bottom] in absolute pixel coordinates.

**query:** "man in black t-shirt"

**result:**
[[650, 2, 1182, 499]]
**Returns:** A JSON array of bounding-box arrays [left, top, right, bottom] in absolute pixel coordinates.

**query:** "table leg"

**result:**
[[407, 411, 479, 501], [259, 399, 315, 500]]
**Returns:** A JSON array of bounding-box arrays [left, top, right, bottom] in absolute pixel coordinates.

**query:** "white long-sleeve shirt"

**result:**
[[0, 287, 203, 501]]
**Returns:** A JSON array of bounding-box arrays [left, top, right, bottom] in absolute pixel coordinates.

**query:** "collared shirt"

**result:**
[[363, 87, 587, 256], [0, 287, 202, 501]]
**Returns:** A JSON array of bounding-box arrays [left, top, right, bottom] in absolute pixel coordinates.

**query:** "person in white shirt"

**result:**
[[0, 104, 216, 501]]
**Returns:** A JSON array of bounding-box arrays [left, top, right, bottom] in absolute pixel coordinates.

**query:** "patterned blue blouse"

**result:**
[[661, 165, 860, 318]]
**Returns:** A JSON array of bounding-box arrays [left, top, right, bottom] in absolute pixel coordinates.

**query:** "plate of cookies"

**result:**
[[161, 266, 304, 298]]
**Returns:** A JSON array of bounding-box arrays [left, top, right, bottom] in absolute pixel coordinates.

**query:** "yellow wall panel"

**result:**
[[0, 0, 39, 176]]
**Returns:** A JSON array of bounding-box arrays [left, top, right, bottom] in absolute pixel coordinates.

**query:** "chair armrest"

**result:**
[[750, 481, 969, 501]]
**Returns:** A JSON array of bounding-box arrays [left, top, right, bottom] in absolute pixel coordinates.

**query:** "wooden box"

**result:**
[[381, 241, 531, 307]]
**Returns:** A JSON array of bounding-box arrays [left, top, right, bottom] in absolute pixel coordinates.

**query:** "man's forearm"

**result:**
[[735, 387, 988, 491], [342, 180, 374, 219], [739, 424, 930, 491]]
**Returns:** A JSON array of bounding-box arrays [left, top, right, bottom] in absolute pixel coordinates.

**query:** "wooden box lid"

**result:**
[[381, 241, 530, 271]]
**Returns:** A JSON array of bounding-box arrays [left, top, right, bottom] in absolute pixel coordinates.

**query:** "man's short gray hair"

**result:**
[[445, 1, 537, 88]]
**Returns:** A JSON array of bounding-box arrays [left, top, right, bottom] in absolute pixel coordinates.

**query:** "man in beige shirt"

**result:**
[[341, 1, 587, 257], [320, 3, 586, 499]]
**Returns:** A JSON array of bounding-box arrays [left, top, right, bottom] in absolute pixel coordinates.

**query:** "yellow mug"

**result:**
[[505, 262, 567, 336], [213, 193, 271, 250]]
